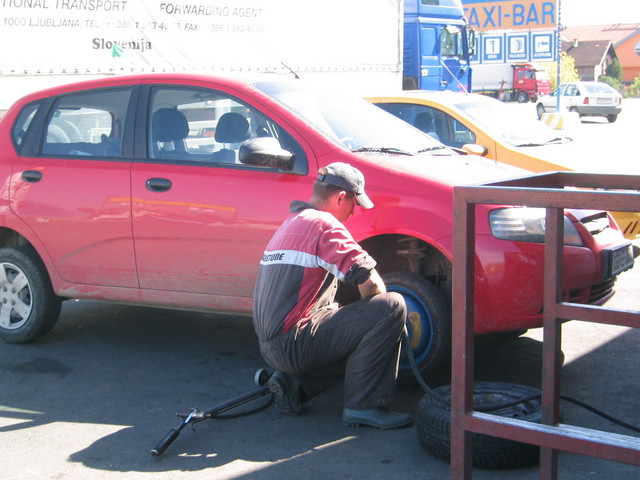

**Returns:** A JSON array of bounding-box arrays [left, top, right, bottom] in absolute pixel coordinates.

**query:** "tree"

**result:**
[[599, 75, 623, 93], [540, 53, 580, 90], [628, 76, 640, 97], [605, 58, 623, 82]]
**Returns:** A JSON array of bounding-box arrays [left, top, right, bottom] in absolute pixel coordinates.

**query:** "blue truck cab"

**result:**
[[403, 0, 474, 92]]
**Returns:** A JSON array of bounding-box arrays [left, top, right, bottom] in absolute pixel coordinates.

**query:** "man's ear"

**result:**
[[335, 190, 349, 204]]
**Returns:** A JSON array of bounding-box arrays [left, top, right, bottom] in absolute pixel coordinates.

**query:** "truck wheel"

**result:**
[[607, 114, 618, 123], [535, 103, 545, 119], [0, 246, 62, 344], [382, 271, 451, 379], [516, 91, 529, 103], [416, 382, 542, 469]]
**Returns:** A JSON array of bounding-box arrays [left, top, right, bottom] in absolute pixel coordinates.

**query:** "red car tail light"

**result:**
[[583, 97, 590, 104]]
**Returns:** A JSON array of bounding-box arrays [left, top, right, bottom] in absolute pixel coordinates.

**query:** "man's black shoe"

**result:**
[[343, 407, 413, 429], [268, 370, 304, 416]]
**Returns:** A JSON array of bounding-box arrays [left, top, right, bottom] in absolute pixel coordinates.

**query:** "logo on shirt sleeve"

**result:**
[[260, 250, 319, 267], [262, 252, 286, 263]]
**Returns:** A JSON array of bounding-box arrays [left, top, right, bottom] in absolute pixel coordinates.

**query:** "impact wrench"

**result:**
[[150, 368, 273, 456]]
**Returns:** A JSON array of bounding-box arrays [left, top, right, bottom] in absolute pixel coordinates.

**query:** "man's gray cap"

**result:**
[[317, 162, 374, 209]]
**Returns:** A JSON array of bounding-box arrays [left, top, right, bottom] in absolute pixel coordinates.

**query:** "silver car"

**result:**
[[536, 81, 622, 123]]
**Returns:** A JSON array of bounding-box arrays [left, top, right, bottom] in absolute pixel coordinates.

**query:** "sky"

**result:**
[[561, 0, 640, 26]]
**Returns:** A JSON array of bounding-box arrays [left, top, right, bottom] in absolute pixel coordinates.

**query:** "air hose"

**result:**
[[402, 328, 640, 434]]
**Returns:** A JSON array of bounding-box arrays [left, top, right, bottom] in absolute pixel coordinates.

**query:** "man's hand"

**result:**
[[358, 269, 387, 298]]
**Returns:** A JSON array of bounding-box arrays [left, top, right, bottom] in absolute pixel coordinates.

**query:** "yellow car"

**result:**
[[367, 90, 639, 240]]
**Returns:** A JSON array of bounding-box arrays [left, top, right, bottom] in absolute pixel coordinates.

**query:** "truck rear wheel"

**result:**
[[0, 246, 62, 344], [382, 271, 451, 379]]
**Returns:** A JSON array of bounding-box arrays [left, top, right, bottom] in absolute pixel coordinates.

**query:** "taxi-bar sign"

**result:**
[[463, 0, 557, 32]]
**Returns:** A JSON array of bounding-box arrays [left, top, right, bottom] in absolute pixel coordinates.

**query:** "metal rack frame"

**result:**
[[451, 171, 640, 479]]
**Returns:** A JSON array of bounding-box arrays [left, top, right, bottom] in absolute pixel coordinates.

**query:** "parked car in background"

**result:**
[[535, 81, 623, 123], [0, 74, 632, 378], [367, 90, 639, 240], [368, 90, 572, 171]]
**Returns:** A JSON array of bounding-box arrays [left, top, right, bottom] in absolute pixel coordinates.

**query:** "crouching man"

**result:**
[[252, 162, 412, 429]]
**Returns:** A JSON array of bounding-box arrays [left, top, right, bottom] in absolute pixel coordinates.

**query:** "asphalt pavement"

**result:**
[[0, 267, 638, 480]]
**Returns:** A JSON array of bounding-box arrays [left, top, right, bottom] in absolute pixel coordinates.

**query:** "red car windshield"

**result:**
[[254, 80, 444, 154]]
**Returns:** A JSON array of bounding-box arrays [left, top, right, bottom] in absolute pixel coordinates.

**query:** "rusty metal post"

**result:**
[[540, 207, 565, 479], [451, 191, 477, 480]]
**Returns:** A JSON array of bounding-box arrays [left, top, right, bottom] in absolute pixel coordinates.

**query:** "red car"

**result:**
[[0, 74, 633, 375]]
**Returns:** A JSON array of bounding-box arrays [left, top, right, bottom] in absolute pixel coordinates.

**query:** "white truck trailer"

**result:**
[[0, 0, 403, 114], [472, 62, 551, 103]]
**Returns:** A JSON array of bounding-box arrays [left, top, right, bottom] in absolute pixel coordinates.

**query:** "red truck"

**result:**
[[0, 74, 632, 376], [472, 63, 551, 103]]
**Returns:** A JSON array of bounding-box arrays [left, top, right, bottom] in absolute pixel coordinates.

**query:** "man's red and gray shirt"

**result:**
[[253, 200, 376, 342]]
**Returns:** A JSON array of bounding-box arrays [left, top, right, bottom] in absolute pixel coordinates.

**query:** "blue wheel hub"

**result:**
[[388, 285, 435, 371]]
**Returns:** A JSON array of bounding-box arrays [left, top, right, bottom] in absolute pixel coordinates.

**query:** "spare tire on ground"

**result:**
[[416, 382, 542, 469]]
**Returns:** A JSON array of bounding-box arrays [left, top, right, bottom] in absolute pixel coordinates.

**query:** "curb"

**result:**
[[541, 111, 581, 130]]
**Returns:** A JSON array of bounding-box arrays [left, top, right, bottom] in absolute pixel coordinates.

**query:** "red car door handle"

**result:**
[[22, 170, 43, 183], [146, 177, 172, 192]]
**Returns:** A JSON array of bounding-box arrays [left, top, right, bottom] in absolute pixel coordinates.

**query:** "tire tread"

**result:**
[[416, 382, 541, 469]]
